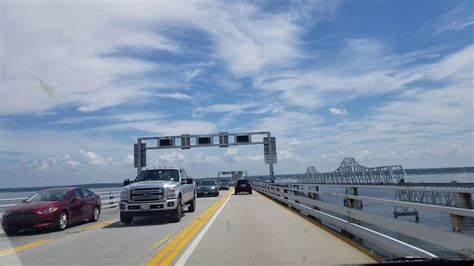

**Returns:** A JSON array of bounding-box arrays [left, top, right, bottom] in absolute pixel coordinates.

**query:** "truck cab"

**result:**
[[119, 168, 196, 224]]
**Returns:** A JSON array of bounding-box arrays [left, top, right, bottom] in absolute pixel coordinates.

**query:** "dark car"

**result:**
[[196, 180, 219, 197], [219, 180, 230, 190], [2, 188, 101, 235], [235, 179, 252, 195]]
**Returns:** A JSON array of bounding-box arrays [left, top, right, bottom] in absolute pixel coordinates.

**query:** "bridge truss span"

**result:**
[[301, 157, 407, 185]]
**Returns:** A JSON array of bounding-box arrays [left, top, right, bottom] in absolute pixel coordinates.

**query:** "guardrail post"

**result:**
[[343, 187, 363, 242], [308, 185, 321, 223], [450, 193, 473, 232]]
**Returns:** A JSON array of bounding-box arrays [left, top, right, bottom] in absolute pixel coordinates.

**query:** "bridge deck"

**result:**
[[1, 190, 375, 265], [182, 191, 375, 265]]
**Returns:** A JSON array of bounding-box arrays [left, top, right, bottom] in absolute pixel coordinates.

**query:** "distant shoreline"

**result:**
[[0, 166, 472, 193]]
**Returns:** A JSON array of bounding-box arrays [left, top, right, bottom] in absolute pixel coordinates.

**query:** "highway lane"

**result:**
[[0, 194, 224, 265], [180, 192, 376, 265]]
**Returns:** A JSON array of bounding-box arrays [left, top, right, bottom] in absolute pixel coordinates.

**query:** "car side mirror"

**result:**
[[71, 196, 81, 203], [187, 178, 194, 185], [123, 178, 132, 186]]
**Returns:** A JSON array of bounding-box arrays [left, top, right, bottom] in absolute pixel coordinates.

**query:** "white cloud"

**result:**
[[1, 0, 332, 115], [289, 138, 300, 145], [329, 107, 348, 116], [195, 103, 256, 114], [79, 149, 112, 166], [255, 43, 472, 110], [155, 93, 193, 100], [65, 160, 80, 168]]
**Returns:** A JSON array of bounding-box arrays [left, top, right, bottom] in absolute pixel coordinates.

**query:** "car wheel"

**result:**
[[56, 211, 68, 231], [249, 190, 252, 194], [172, 198, 182, 223], [90, 206, 100, 222], [4, 228, 19, 236], [120, 213, 133, 225], [188, 196, 196, 212]]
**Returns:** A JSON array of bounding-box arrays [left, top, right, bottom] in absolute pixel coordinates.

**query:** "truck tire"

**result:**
[[188, 196, 196, 212], [120, 213, 133, 225], [172, 198, 182, 223]]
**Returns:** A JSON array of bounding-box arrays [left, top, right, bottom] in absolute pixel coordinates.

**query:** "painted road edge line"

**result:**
[[175, 193, 232, 266], [0, 239, 52, 257], [145, 191, 232, 266]]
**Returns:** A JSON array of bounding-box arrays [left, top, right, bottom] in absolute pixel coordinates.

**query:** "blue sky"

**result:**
[[1, 0, 473, 187]]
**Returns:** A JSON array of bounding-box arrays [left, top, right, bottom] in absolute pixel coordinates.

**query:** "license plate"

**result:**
[[240, 184, 246, 187], [204, 192, 208, 194], [141, 204, 150, 210]]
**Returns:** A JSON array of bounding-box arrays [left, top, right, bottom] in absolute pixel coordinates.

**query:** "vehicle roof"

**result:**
[[142, 167, 180, 170], [40, 187, 77, 192]]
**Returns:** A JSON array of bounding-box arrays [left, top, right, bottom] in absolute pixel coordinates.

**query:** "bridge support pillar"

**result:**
[[343, 187, 363, 243], [450, 193, 473, 232]]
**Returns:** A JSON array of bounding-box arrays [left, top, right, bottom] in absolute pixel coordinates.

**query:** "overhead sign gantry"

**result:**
[[134, 131, 277, 182], [218, 170, 248, 182]]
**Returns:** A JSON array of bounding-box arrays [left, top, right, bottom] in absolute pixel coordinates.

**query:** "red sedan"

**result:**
[[2, 187, 101, 235]]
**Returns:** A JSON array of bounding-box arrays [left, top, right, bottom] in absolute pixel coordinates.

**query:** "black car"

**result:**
[[235, 179, 252, 195], [196, 180, 219, 197]]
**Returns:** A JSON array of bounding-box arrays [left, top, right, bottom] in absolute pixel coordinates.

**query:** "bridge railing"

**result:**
[[253, 182, 474, 259], [0, 191, 121, 216]]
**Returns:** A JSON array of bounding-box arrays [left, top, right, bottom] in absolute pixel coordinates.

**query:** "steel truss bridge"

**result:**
[[299, 157, 473, 227]]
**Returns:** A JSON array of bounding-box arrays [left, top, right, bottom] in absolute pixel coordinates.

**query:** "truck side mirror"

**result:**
[[123, 178, 132, 186], [187, 178, 194, 184]]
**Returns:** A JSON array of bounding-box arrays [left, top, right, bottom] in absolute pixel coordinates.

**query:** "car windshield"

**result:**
[[134, 169, 179, 182], [237, 180, 249, 185], [25, 190, 69, 202], [198, 180, 215, 186]]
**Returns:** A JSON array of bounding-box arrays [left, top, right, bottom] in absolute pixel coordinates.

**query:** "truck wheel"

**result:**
[[120, 213, 133, 225], [188, 196, 196, 212], [172, 198, 182, 223]]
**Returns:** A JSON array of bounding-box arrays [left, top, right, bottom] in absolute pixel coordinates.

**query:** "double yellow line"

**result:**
[[0, 239, 51, 257], [146, 190, 232, 266]]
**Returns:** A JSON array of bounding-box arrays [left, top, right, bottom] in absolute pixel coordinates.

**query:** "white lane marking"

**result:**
[[175, 193, 232, 266]]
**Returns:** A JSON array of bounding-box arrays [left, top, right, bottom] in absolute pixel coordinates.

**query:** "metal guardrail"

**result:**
[[253, 182, 474, 258]]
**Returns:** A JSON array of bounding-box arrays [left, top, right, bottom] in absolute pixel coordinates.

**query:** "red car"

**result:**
[[2, 187, 101, 235]]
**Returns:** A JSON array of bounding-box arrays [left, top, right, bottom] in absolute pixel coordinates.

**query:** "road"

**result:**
[[0, 189, 375, 265]]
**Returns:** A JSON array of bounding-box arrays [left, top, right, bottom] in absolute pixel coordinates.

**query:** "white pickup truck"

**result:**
[[119, 168, 196, 224]]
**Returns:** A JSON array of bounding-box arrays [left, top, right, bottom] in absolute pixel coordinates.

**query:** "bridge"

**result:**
[[1, 158, 473, 265]]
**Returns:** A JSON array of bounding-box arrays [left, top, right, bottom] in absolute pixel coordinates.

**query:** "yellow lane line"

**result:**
[[146, 196, 225, 266], [0, 239, 52, 257], [146, 190, 233, 266], [82, 219, 118, 230], [153, 234, 173, 250]]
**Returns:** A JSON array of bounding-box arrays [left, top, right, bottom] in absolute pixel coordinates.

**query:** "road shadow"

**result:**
[[102, 211, 193, 229], [0, 220, 92, 238]]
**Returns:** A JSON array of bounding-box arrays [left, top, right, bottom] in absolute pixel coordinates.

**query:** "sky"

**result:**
[[1, 0, 473, 188]]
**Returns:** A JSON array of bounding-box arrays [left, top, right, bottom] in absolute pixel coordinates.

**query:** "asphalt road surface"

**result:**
[[0, 189, 375, 265]]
